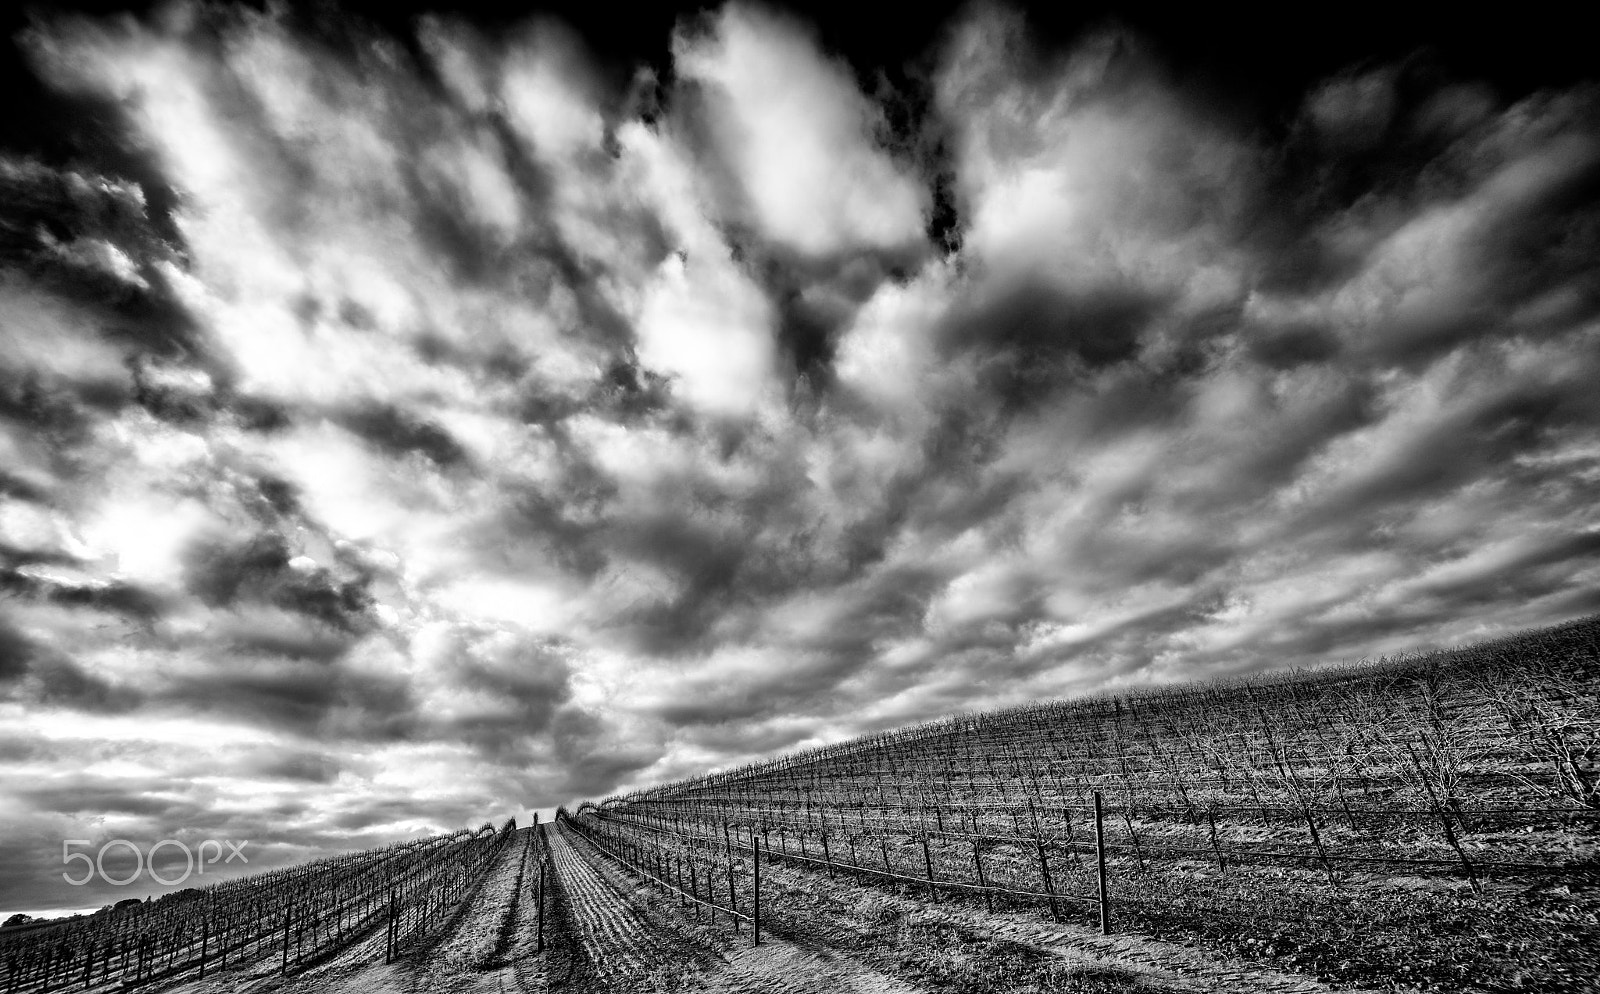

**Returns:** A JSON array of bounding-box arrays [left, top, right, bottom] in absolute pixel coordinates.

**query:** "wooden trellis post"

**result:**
[[1094, 790, 1111, 935], [386, 891, 397, 963], [1206, 811, 1227, 872], [1029, 799, 1059, 922], [536, 857, 546, 953], [971, 839, 993, 913]]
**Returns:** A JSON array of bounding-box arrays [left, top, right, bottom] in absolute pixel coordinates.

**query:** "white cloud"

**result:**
[[937, 14, 1250, 307], [500, 28, 607, 161], [633, 249, 778, 417], [673, 3, 927, 255]]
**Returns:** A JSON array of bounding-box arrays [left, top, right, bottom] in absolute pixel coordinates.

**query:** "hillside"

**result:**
[[572, 615, 1600, 992]]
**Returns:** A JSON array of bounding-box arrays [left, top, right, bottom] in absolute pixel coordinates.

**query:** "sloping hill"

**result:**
[[575, 615, 1600, 992]]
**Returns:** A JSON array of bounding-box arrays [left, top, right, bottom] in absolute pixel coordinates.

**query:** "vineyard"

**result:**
[[570, 615, 1600, 992], [2, 615, 1597, 993], [0, 820, 519, 993]]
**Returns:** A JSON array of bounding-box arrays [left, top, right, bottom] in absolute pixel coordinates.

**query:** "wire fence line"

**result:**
[[559, 809, 765, 945], [571, 789, 1118, 933], [561, 813, 756, 925]]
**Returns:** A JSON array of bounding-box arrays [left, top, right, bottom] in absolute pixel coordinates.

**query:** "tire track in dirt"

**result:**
[[546, 821, 711, 990], [698, 942, 922, 994], [396, 828, 542, 994], [980, 915, 1392, 994]]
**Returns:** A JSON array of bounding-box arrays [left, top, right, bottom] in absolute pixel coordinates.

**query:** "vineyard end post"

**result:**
[[536, 857, 546, 954], [753, 834, 762, 946], [1094, 790, 1111, 935], [1029, 799, 1059, 922]]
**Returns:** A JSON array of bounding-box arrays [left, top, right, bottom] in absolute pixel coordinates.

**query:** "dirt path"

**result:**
[[395, 827, 545, 994], [501, 828, 550, 994]]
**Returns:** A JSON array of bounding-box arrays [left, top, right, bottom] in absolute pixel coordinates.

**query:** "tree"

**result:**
[[2, 913, 34, 928]]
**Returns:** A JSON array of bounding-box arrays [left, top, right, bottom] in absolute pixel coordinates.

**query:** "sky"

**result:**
[[2, 0, 1598, 914]]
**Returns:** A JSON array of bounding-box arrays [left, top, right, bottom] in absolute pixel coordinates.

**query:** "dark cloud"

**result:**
[[222, 625, 356, 664], [157, 660, 415, 739], [184, 532, 293, 607], [337, 402, 471, 469], [482, 478, 613, 580], [1244, 320, 1344, 369], [594, 359, 673, 422], [230, 393, 295, 433], [243, 750, 341, 784], [0, 367, 123, 448], [0, 618, 33, 682], [255, 475, 298, 513], [0, 470, 53, 505], [0, 620, 138, 713], [182, 530, 375, 633], [4, 572, 167, 624], [940, 277, 1162, 369], [550, 704, 661, 798], [423, 628, 575, 754], [18, 780, 200, 820], [0, 162, 210, 392]]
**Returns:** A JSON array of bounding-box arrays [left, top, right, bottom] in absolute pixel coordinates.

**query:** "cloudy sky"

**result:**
[[2, 0, 1598, 913]]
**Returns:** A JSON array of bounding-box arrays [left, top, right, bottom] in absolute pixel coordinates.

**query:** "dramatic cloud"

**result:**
[[671, 3, 929, 256], [2, 1, 1598, 913]]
